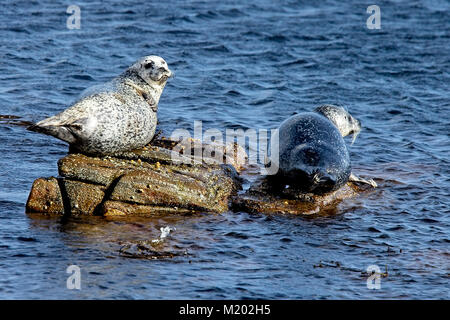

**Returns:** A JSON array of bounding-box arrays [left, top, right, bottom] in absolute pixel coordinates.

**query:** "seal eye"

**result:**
[[144, 61, 154, 69]]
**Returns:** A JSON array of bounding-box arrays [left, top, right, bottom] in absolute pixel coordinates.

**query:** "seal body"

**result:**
[[274, 105, 360, 194], [28, 55, 172, 156]]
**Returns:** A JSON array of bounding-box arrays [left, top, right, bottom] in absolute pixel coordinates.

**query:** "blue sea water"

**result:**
[[0, 0, 449, 299]]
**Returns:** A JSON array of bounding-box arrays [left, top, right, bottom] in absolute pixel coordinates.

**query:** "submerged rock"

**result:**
[[232, 176, 375, 215]]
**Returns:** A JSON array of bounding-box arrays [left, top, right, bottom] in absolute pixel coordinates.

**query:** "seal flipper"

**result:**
[[349, 173, 377, 188], [28, 123, 76, 144], [27, 117, 90, 145]]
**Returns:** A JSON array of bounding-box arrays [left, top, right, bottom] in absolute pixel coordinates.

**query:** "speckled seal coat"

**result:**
[[28, 55, 172, 156], [273, 105, 361, 194]]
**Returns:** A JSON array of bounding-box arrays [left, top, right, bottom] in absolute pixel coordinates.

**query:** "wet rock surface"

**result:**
[[26, 177, 64, 214]]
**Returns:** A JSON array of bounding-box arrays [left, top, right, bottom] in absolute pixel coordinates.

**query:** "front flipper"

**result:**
[[27, 117, 92, 145], [349, 173, 377, 188]]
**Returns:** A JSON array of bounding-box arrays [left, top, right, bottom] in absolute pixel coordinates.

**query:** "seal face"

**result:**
[[28, 55, 172, 156], [273, 105, 361, 194], [315, 104, 361, 143]]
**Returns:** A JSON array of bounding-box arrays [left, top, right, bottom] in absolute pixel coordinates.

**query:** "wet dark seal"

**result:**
[[272, 105, 361, 194]]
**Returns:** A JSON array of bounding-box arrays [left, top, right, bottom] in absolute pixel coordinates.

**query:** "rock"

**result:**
[[26, 177, 64, 214], [102, 201, 193, 216], [118, 239, 188, 260], [109, 168, 233, 212], [58, 154, 125, 186], [62, 179, 105, 215], [26, 138, 242, 216], [154, 137, 248, 172]]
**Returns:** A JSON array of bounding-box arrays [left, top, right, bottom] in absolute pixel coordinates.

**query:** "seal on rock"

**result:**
[[271, 105, 361, 194], [28, 55, 172, 156]]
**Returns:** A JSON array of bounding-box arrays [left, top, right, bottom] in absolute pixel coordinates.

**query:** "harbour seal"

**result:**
[[271, 105, 361, 194], [28, 55, 172, 156]]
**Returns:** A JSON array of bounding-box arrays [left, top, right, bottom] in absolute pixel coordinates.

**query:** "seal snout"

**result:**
[[349, 116, 361, 145], [350, 116, 361, 132]]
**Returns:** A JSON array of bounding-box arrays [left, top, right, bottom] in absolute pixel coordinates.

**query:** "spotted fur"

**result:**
[[28, 55, 172, 155]]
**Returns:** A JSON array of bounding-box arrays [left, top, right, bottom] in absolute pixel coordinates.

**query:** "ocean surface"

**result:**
[[0, 0, 449, 299]]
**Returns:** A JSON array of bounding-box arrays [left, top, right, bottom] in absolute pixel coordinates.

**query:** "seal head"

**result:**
[[129, 55, 173, 85]]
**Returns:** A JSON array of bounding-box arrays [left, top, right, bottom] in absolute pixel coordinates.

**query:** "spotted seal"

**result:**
[[271, 105, 362, 194], [28, 55, 172, 155]]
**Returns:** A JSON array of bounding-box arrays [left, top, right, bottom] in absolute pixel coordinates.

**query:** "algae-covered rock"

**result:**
[[102, 200, 193, 216], [232, 176, 375, 215], [62, 179, 105, 215], [109, 168, 232, 212], [26, 177, 64, 214]]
